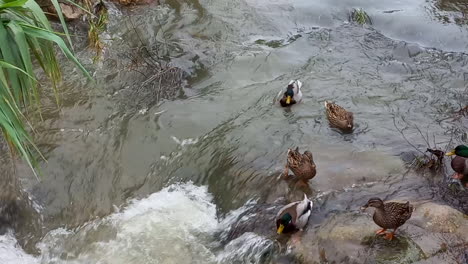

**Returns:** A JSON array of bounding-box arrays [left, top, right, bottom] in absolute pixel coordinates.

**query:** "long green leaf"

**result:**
[[0, 59, 36, 81], [0, 22, 22, 103], [0, 69, 20, 111], [49, 0, 74, 51], [0, 106, 38, 180], [21, 23, 92, 80], [23, 0, 53, 30], [0, 0, 28, 9], [7, 21, 40, 109]]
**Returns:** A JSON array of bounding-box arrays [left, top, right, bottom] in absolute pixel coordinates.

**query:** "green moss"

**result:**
[[254, 39, 284, 48], [361, 235, 426, 263]]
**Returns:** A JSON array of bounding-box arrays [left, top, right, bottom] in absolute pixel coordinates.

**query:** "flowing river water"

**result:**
[[1, 0, 468, 263]]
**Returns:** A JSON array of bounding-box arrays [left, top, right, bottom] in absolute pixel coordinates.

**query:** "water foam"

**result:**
[[0, 183, 274, 264], [37, 182, 218, 264], [0, 231, 38, 264]]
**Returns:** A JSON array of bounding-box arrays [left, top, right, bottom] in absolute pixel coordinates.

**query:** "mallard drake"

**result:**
[[276, 194, 313, 234], [361, 198, 413, 240], [279, 80, 303, 107], [283, 147, 316, 186], [324, 101, 354, 132], [445, 145, 468, 186]]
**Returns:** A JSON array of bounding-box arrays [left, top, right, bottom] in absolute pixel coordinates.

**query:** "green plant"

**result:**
[[350, 8, 372, 25], [0, 0, 91, 178], [86, 0, 108, 61]]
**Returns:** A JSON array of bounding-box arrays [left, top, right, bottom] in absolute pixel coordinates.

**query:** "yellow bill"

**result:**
[[445, 150, 455, 156], [286, 96, 291, 104], [277, 224, 285, 234]]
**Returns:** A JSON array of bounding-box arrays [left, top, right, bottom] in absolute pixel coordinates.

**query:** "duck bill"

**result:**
[[277, 224, 285, 234], [286, 96, 291, 104], [360, 205, 368, 211], [445, 150, 456, 156]]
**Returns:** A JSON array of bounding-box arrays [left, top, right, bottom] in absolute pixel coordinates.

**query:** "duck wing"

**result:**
[[294, 194, 313, 229], [289, 80, 303, 102], [276, 201, 300, 221], [451, 156, 468, 175], [384, 201, 413, 227], [325, 101, 348, 118], [274, 88, 284, 104]]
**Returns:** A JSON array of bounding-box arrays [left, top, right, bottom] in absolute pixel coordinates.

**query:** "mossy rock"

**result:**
[[360, 235, 426, 263]]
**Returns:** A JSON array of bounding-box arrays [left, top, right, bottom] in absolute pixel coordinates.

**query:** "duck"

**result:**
[[283, 147, 316, 186], [361, 197, 413, 240], [445, 145, 468, 186], [276, 194, 313, 234], [279, 80, 303, 107], [324, 101, 354, 132]]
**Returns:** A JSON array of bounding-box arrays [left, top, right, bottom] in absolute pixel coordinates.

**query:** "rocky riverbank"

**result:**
[[219, 169, 468, 264]]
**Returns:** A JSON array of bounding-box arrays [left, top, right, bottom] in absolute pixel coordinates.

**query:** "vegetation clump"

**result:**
[[85, 0, 108, 61], [0, 0, 90, 176], [350, 8, 372, 25]]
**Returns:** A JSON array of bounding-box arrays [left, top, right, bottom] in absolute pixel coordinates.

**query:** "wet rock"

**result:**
[[220, 202, 283, 243], [292, 212, 424, 264], [41, 2, 84, 21], [292, 201, 468, 264], [393, 42, 423, 60], [407, 44, 423, 57], [223, 194, 468, 264], [393, 42, 411, 59], [0, 136, 21, 231], [436, 181, 468, 214], [0, 137, 42, 253], [413, 202, 468, 234], [59, 3, 84, 20], [0, 200, 20, 232]]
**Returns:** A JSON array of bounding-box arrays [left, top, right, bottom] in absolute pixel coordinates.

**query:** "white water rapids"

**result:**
[[0, 183, 272, 264]]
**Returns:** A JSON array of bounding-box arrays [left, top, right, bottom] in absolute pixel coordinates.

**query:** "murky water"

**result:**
[[1, 0, 468, 263]]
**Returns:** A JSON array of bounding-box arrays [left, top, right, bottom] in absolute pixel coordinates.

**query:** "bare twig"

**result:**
[[392, 116, 426, 156]]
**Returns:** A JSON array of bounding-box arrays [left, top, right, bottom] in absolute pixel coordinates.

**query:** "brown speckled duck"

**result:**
[[361, 198, 413, 240], [283, 147, 316, 186], [324, 101, 354, 132], [445, 145, 468, 187]]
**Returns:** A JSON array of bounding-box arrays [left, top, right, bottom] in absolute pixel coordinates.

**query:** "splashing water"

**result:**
[[0, 232, 37, 264], [0, 183, 274, 264]]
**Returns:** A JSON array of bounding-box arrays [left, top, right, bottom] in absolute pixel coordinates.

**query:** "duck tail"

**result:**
[[324, 101, 329, 108], [296, 80, 302, 89]]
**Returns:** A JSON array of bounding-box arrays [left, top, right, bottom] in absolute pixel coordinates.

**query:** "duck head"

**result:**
[[445, 145, 468, 158], [277, 213, 293, 234], [284, 84, 294, 105], [361, 197, 384, 211]]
